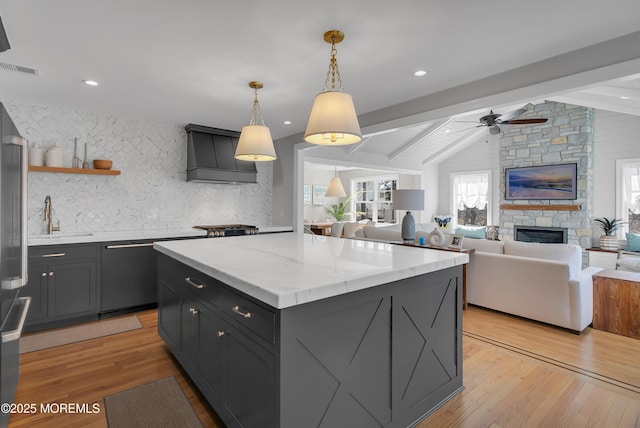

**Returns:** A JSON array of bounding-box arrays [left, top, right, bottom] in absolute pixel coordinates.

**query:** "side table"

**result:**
[[592, 269, 640, 339], [401, 243, 475, 310]]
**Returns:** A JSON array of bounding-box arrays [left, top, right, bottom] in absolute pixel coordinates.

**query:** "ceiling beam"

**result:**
[[421, 128, 486, 165], [548, 93, 640, 117], [580, 85, 640, 100], [388, 118, 453, 161], [346, 136, 372, 154]]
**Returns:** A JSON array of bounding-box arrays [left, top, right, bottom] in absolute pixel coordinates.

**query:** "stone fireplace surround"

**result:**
[[499, 101, 594, 248]]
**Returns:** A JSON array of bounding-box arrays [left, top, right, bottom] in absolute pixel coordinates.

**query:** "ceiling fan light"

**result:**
[[304, 91, 361, 145], [489, 125, 501, 135], [235, 125, 276, 161]]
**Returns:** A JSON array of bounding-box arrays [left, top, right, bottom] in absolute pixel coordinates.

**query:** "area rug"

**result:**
[[20, 315, 142, 354], [104, 377, 203, 428]]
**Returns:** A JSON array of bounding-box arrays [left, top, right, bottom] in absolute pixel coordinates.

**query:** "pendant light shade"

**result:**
[[235, 81, 277, 161], [305, 92, 361, 145], [325, 176, 347, 198], [304, 30, 361, 146]]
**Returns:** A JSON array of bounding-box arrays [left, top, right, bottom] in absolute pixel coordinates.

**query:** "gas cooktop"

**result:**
[[193, 224, 259, 238]]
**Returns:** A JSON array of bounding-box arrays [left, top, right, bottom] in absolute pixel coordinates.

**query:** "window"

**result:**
[[451, 171, 491, 226], [616, 159, 640, 235], [351, 177, 397, 223]]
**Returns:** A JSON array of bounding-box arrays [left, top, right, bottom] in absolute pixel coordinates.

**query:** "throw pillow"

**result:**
[[454, 225, 486, 239], [342, 222, 359, 238], [626, 232, 640, 252]]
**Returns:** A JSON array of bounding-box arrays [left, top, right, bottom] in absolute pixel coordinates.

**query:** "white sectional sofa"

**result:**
[[463, 239, 603, 333]]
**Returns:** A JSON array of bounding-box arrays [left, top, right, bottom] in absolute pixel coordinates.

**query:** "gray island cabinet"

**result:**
[[155, 233, 468, 428]]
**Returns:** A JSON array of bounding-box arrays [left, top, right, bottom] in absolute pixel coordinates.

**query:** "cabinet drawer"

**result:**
[[158, 255, 220, 306], [220, 287, 275, 344], [29, 244, 98, 262]]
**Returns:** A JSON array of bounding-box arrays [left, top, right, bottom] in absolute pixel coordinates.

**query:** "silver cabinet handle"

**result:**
[[232, 306, 252, 318], [41, 272, 47, 277], [106, 243, 155, 249], [48, 272, 53, 276], [41, 253, 65, 258], [217, 331, 225, 337], [189, 307, 199, 315], [184, 277, 204, 289]]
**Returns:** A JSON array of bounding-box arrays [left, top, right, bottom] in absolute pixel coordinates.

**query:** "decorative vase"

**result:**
[[599, 235, 619, 251], [428, 227, 445, 247]]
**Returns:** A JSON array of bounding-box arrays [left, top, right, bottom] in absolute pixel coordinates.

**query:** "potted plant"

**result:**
[[593, 217, 624, 250], [324, 194, 355, 222]]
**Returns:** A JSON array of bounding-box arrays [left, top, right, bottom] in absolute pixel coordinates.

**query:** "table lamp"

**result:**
[[392, 189, 425, 243]]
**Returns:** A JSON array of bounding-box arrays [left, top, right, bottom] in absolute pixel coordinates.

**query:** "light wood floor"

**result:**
[[10, 307, 640, 428]]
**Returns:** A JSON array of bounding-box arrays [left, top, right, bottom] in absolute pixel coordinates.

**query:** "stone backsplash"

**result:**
[[5, 101, 273, 234], [499, 101, 594, 248]]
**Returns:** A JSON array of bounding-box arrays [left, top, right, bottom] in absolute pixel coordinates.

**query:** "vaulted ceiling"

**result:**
[[1, 1, 639, 171]]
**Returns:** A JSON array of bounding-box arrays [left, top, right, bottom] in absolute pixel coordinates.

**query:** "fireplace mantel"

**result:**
[[500, 204, 581, 211]]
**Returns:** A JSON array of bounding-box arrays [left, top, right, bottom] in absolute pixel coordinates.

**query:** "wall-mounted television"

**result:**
[[505, 163, 577, 200]]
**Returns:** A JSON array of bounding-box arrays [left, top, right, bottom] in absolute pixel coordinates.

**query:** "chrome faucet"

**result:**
[[44, 195, 61, 234]]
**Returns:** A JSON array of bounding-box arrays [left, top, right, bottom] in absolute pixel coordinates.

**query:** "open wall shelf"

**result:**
[[28, 166, 121, 176]]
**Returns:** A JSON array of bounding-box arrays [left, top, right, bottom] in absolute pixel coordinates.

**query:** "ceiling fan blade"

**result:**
[[501, 118, 548, 124], [497, 107, 527, 122]]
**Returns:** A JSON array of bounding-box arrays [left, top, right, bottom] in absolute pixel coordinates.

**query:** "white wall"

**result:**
[[6, 101, 273, 234], [593, 109, 640, 241], [436, 137, 500, 223]]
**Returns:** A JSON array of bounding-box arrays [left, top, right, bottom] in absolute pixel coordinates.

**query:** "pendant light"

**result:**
[[304, 30, 362, 146], [325, 167, 347, 198], [235, 81, 277, 161]]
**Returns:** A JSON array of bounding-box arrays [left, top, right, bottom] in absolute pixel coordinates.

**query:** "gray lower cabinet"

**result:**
[[157, 253, 463, 428], [24, 244, 99, 331]]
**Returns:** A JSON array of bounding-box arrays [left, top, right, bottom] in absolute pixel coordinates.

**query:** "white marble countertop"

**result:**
[[27, 225, 292, 246], [154, 232, 469, 309]]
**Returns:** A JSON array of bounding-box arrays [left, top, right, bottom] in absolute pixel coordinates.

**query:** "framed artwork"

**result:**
[[447, 234, 464, 250], [312, 185, 327, 205], [505, 163, 577, 200], [303, 184, 311, 205]]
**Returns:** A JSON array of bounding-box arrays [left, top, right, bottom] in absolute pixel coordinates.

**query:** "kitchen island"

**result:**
[[154, 232, 468, 428]]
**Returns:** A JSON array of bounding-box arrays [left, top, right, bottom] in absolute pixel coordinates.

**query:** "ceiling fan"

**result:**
[[460, 107, 549, 135]]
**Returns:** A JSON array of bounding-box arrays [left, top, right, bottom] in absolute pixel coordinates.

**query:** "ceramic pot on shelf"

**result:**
[[599, 235, 619, 251], [45, 144, 64, 167]]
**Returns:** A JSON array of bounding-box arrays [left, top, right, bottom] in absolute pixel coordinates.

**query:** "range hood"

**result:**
[[185, 124, 257, 184]]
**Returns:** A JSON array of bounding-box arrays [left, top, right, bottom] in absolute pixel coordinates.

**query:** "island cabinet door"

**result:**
[[158, 278, 181, 349], [219, 318, 277, 428], [196, 306, 222, 402]]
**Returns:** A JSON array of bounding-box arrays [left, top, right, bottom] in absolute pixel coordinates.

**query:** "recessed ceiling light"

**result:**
[[620, 96, 630, 99], [283, 120, 292, 125], [413, 70, 427, 77], [444, 129, 451, 134], [83, 80, 99, 86]]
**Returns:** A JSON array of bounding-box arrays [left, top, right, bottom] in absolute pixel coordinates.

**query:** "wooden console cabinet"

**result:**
[[592, 269, 640, 339]]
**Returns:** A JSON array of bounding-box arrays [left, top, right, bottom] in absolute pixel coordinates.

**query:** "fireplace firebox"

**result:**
[[514, 226, 567, 244]]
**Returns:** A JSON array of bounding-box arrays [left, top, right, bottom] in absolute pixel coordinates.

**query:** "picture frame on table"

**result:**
[[303, 184, 311, 205], [447, 233, 464, 250], [312, 185, 327, 205]]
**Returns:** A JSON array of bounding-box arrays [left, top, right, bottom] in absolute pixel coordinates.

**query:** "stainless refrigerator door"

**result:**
[[1, 134, 27, 290]]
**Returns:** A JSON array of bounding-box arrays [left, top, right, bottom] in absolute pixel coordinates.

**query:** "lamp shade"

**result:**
[[325, 177, 347, 198], [235, 124, 277, 161], [304, 92, 362, 145], [392, 189, 425, 211]]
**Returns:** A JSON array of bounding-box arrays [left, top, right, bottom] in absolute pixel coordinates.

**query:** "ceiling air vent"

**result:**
[[0, 62, 40, 76]]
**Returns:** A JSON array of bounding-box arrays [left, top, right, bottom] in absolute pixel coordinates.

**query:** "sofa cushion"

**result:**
[[626, 233, 640, 252], [362, 225, 402, 241], [455, 225, 486, 239], [462, 239, 504, 254], [503, 241, 581, 278], [342, 222, 360, 238], [617, 256, 640, 271]]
